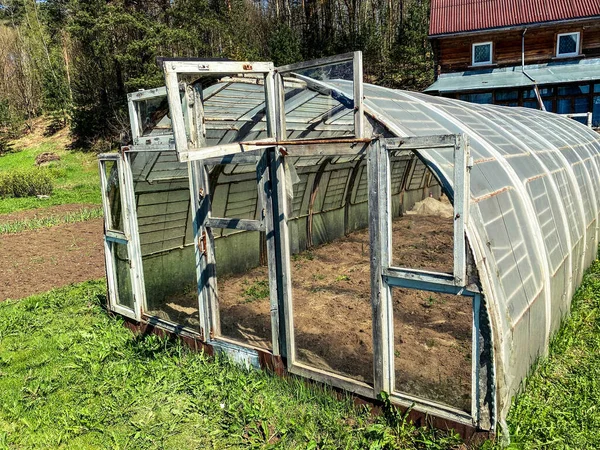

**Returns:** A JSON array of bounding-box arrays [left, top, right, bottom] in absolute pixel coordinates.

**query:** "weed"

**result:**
[[0, 207, 103, 234], [335, 274, 350, 282], [292, 250, 314, 261], [422, 296, 437, 308], [0, 168, 53, 198], [242, 279, 270, 303]]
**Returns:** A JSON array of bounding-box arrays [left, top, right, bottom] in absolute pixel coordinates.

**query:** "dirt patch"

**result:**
[[139, 213, 470, 412], [0, 218, 105, 300], [0, 204, 100, 224], [215, 214, 470, 412]]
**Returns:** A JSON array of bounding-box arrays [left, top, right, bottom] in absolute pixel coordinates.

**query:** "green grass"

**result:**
[[499, 258, 600, 449], [0, 142, 100, 215], [0, 281, 462, 449], [242, 279, 270, 303], [0, 206, 103, 234]]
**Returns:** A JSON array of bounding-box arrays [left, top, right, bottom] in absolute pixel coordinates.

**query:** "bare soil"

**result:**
[[215, 214, 471, 412], [0, 203, 99, 224], [0, 218, 105, 300]]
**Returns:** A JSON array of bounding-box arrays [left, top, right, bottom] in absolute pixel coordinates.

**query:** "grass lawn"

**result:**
[[0, 140, 100, 215], [2, 258, 600, 449], [0, 281, 462, 449], [502, 257, 600, 449]]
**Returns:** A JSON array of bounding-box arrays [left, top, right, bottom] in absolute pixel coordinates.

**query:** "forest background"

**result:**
[[0, 0, 432, 148]]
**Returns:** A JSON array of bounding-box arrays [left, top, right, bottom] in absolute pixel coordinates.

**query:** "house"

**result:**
[[425, 0, 600, 127]]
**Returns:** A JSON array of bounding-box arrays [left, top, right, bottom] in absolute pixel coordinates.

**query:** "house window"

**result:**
[[556, 32, 580, 57], [472, 42, 492, 66]]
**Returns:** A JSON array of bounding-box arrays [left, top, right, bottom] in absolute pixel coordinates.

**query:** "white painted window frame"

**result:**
[[556, 31, 581, 58], [98, 153, 145, 321], [472, 42, 493, 66], [161, 60, 277, 162], [127, 86, 175, 149]]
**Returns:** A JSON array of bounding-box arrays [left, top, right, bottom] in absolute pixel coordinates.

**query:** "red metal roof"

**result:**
[[430, 0, 600, 36]]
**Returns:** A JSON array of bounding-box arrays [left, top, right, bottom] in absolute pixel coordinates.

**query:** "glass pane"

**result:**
[[281, 60, 355, 140], [495, 90, 518, 101], [137, 95, 171, 136], [290, 156, 373, 384], [523, 101, 539, 109], [558, 34, 577, 55], [574, 97, 589, 113], [473, 43, 491, 64], [522, 89, 536, 99], [392, 288, 472, 412], [203, 160, 271, 349], [208, 163, 259, 222], [131, 151, 200, 330], [390, 155, 453, 274], [458, 92, 492, 104], [557, 98, 572, 114], [543, 100, 554, 112], [215, 230, 272, 350], [202, 77, 269, 146], [593, 97, 600, 127], [103, 160, 124, 232], [558, 84, 589, 96], [112, 241, 134, 309], [594, 84, 600, 93]]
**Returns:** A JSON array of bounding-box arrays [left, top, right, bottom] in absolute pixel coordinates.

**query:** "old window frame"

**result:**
[[161, 59, 277, 162], [126, 87, 174, 149], [368, 136, 482, 425], [98, 153, 145, 321], [274, 51, 365, 140]]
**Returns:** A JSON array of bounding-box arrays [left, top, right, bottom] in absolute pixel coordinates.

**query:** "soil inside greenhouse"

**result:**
[[157, 213, 472, 412]]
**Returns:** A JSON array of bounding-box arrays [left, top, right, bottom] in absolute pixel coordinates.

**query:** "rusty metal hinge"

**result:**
[[197, 230, 208, 257]]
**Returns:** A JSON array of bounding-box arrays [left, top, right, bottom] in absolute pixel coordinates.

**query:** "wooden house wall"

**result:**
[[434, 19, 600, 74]]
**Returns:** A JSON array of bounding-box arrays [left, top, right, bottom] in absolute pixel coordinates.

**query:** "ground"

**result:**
[[2, 123, 600, 448]]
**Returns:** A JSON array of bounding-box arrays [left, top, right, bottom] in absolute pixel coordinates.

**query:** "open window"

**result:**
[[368, 135, 480, 423], [98, 153, 144, 321], [127, 87, 174, 149], [161, 59, 277, 162], [275, 51, 364, 140]]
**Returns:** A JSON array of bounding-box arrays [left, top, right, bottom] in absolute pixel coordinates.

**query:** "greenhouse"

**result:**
[[98, 52, 600, 435]]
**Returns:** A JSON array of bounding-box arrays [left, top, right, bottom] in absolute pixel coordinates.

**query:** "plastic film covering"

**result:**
[[352, 83, 600, 424]]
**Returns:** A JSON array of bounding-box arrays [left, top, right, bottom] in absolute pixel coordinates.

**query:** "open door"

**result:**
[[98, 153, 144, 321]]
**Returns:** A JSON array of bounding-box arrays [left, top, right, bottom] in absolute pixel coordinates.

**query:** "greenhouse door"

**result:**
[[99, 153, 143, 321], [191, 150, 281, 355]]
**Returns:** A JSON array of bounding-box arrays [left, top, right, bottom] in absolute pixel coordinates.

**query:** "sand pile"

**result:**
[[406, 195, 453, 218]]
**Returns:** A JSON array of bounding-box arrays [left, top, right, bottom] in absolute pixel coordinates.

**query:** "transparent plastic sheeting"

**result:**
[[351, 83, 600, 425], [129, 78, 600, 427]]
